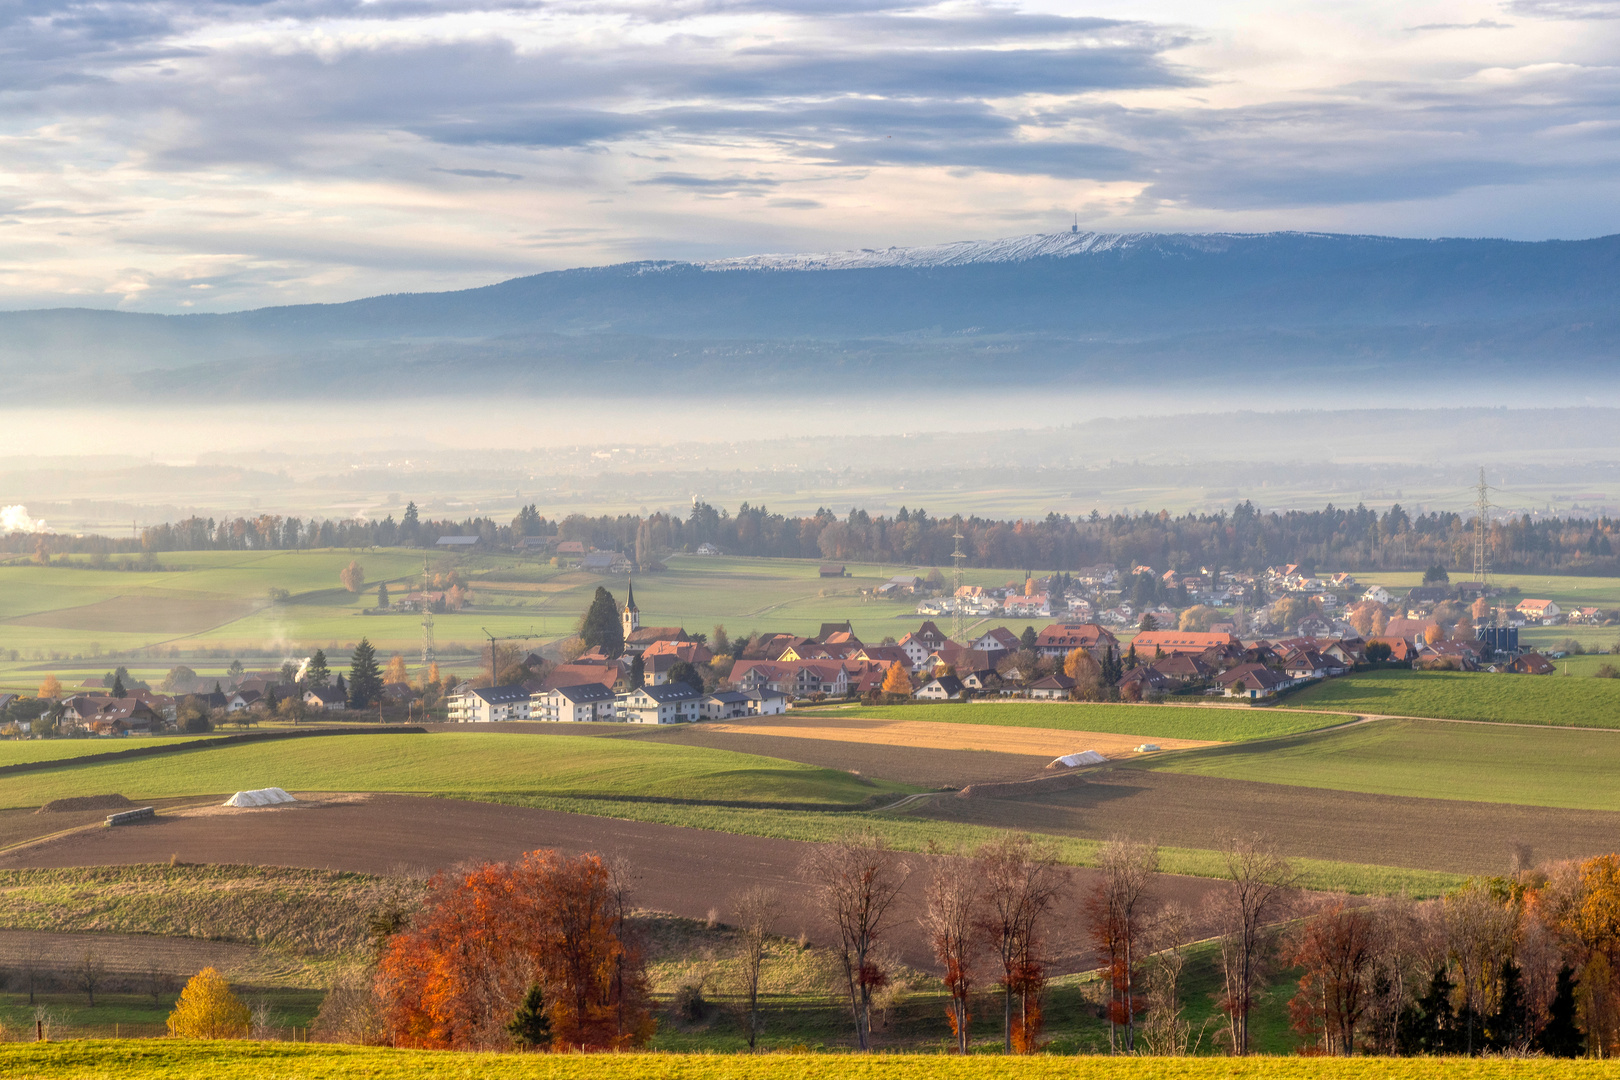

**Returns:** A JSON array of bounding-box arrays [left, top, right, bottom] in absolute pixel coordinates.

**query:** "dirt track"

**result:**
[[0, 794, 1233, 974], [916, 767, 1620, 877]]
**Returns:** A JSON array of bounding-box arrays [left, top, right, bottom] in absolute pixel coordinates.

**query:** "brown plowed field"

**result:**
[[914, 767, 1620, 877], [698, 716, 1213, 758], [0, 794, 1234, 973], [0, 929, 292, 985]]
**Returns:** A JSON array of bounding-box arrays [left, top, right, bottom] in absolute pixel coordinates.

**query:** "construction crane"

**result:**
[[481, 626, 541, 687]]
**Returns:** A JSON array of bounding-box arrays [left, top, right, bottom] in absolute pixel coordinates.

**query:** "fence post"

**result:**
[[36, 1018, 43, 1041]]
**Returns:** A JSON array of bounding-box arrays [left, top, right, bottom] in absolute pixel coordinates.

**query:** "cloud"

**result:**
[[1407, 19, 1515, 30], [1505, 0, 1620, 17], [433, 167, 524, 180]]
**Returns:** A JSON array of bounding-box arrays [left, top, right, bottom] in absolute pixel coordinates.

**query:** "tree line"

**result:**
[[6, 498, 1618, 575]]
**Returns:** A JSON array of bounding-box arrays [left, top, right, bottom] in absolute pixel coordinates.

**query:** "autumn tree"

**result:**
[[1214, 835, 1295, 1055], [1086, 838, 1159, 1053], [341, 560, 366, 593], [923, 851, 981, 1053], [376, 850, 653, 1052], [1179, 605, 1219, 632], [38, 673, 60, 699], [1064, 648, 1102, 700], [385, 653, 409, 685], [1289, 900, 1376, 1055], [881, 662, 913, 698], [802, 832, 910, 1051], [978, 834, 1064, 1053], [168, 967, 250, 1038], [732, 885, 782, 1050]]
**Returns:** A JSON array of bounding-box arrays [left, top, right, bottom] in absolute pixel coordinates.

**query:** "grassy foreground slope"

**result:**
[[837, 703, 1340, 742], [1147, 718, 1620, 811], [1287, 669, 1620, 728], [0, 733, 910, 810], [10, 1044, 1620, 1079]]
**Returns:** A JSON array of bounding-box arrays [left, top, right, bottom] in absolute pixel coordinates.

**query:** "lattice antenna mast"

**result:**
[[421, 610, 435, 665], [1473, 467, 1494, 625], [951, 518, 967, 641]]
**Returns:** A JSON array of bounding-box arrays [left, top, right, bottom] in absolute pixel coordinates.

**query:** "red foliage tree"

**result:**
[[376, 850, 652, 1051]]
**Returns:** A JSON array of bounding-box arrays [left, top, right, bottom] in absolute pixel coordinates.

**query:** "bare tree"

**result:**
[[977, 834, 1065, 1054], [1444, 877, 1520, 1054], [1138, 902, 1194, 1055], [1288, 898, 1376, 1055], [921, 852, 981, 1054], [801, 832, 911, 1051], [1084, 837, 1159, 1053], [19, 954, 39, 1006], [143, 960, 176, 1008], [75, 950, 105, 1007], [1363, 894, 1422, 1054], [732, 885, 782, 1050], [1213, 835, 1295, 1055]]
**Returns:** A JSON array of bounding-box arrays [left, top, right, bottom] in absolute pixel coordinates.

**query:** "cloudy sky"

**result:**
[[2, 0, 1618, 312]]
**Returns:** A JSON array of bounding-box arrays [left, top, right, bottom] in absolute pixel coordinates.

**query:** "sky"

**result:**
[[2, 0, 1619, 312]]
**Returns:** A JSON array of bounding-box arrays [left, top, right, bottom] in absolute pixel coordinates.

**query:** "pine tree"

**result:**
[[401, 501, 420, 544], [628, 653, 645, 690], [305, 649, 330, 686], [507, 983, 551, 1049], [377, 582, 390, 609], [1535, 966, 1583, 1057], [1019, 626, 1038, 651], [579, 586, 624, 657], [265, 685, 279, 712], [111, 674, 126, 698], [348, 639, 382, 708], [1489, 959, 1528, 1050]]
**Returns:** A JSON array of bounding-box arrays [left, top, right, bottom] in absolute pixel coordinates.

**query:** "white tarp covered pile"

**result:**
[[1134, 744, 1162, 753], [224, 787, 297, 807], [1050, 750, 1106, 768]]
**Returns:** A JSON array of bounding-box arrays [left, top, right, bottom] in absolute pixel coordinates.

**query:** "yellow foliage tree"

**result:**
[[881, 663, 913, 696], [38, 674, 61, 699], [1423, 623, 1443, 646], [384, 653, 409, 685], [1178, 605, 1218, 632], [427, 661, 441, 687], [168, 967, 250, 1039], [1064, 647, 1100, 682], [340, 560, 366, 593], [1471, 596, 1491, 622]]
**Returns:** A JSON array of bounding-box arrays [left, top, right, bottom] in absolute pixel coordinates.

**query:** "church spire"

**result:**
[[621, 576, 640, 637], [625, 577, 638, 612]]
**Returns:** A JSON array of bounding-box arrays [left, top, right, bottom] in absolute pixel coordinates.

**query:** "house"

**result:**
[[1150, 654, 1215, 684], [1214, 663, 1292, 700], [59, 695, 165, 734], [960, 668, 1001, 693], [913, 674, 966, 701], [1281, 648, 1330, 681], [746, 688, 789, 715], [1508, 651, 1557, 675], [536, 682, 618, 722], [819, 565, 848, 578], [878, 575, 925, 595], [1003, 593, 1051, 618], [1368, 636, 1417, 662], [555, 541, 586, 557], [1128, 630, 1238, 659], [1296, 616, 1334, 639], [1362, 586, 1393, 604], [1027, 673, 1076, 700], [435, 535, 480, 548], [581, 551, 632, 573], [1033, 623, 1119, 660], [1406, 586, 1452, 605], [380, 683, 418, 705], [899, 622, 952, 669], [542, 662, 623, 692], [449, 684, 532, 722], [1516, 599, 1563, 623], [701, 690, 752, 720], [853, 644, 910, 668], [225, 690, 263, 713], [970, 627, 1021, 656], [695, 543, 722, 556], [618, 681, 702, 724], [730, 659, 848, 698], [0, 693, 16, 712], [625, 626, 690, 654], [1384, 617, 1439, 642], [303, 686, 348, 712], [817, 621, 855, 642], [1415, 642, 1482, 671], [1118, 666, 1175, 695], [641, 639, 714, 665]]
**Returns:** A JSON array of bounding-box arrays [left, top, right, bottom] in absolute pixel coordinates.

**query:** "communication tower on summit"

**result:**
[[1473, 467, 1491, 593], [421, 610, 436, 665], [951, 519, 968, 640]]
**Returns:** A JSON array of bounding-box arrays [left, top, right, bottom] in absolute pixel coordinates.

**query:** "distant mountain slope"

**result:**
[[3, 230, 1618, 396]]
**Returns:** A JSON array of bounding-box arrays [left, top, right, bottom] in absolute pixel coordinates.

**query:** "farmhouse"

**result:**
[[449, 684, 532, 722], [435, 535, 480, 548], [535, 682, 617, 722], [59, 695, 165, 735], [618, 682, 702, 724], [1509, 651, 1557, 675], [1128, 630, 1237, 659]]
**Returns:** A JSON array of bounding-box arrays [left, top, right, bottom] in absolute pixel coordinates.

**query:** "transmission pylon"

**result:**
[[1472, 467, 1499, 629], [421, 610, 436, 665], [951, 518, 967, 641]]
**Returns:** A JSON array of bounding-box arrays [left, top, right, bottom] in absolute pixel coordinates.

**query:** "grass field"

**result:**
[[1286, 669, 1620, 727], [837, 704, 1343, 743], [0, 735, 219, 767], [8, 1043, 1620, 1077], [0, 732, 911, 811], [1146, 717, 1620, 811]]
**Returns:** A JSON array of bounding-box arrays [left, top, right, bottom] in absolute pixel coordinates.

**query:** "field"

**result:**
[[1146, 717, 1620, 811], [11, 1043, 1620, 1078], [1284, 669, 1620, 727], [836, 703, 1344, 742], [0, 732, 910, 811], [694, 715, 1219, 759]]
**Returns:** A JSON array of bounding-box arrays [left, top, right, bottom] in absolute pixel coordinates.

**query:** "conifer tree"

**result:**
[[305, 649, 331, 686], [348, 639, 383, 708], [579, 586, 624, 657]]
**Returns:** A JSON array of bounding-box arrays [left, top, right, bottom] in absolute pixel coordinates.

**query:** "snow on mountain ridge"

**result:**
[[695, 231, 1238, 272]]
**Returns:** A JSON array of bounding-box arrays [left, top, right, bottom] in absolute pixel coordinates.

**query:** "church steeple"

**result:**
[[622, 577, 640, 637]]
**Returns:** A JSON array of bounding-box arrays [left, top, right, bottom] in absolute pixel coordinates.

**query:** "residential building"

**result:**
[[1508, 652, 1557, 675], [1129, 630, 1240, 658], [625, 626, 691, 654], [1033, 623, 1118, 660], [1027, 673, 1076, 700], [913, 674, 966, 701], [542, 662, 623, 692], [1214, 663, 1292, 700], [970, 627, 1021, 657], [701, 690, 751, 720], [746, 689, 789, 715], [1117, 666, 1175, 695], [1362, 586, 1393, 604], [1003, 593, 1051, 618], [536, 682, 617, 722], [304, 686, 348, 712], [899, 622, 952, 669], [450, 684, 533, 722], [1516, 599, 1563, 623], [618, 682, 702, 724]]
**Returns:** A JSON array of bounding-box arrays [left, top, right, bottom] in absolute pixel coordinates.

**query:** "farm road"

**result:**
[[0, 794, 1232, 974]]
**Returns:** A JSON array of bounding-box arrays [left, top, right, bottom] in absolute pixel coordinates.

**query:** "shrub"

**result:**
[[167, 967, 250, 1039]]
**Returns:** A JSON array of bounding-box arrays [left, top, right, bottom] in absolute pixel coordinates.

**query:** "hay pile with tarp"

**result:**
[[223, 788, 297, 807], [1048, 750, 1106, 768]]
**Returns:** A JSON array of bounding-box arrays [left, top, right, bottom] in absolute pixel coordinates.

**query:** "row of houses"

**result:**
[[449, 680, 788, 725]]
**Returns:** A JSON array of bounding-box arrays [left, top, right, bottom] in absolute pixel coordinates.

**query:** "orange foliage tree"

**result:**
[[880, 662, 913, 697], [375, 850, 653, 1051]]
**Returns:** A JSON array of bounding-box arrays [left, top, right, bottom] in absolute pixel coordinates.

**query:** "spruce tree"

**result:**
[[348, 639, 382, 708], [1019, 625, 1038, 651], [507, 983, 550, 1049], [579, 586, 624, 657], [111, 674, 126, 698], [628, 653, 645, 690], [377, 582, 390, 609], [305, 649, 330, 686], [1535, 966, 1583, 1057]]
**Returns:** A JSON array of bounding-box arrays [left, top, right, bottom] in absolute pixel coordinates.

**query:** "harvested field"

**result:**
[[0, 929, 303, 987], [0, 793, 1234, 974], [3, 592, 256, 633], [641, 724, 1050, 788], [910, 767, 1620, 877], [697, 716, 1213, 758], [0, 797, 219, 855]]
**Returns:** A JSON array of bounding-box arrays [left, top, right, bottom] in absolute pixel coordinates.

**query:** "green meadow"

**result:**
[[835, 702, 1343, 742], [1286, 668, 1620, 727], [1145, 717, 1620, 811], [0, 732, 911, 811]]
